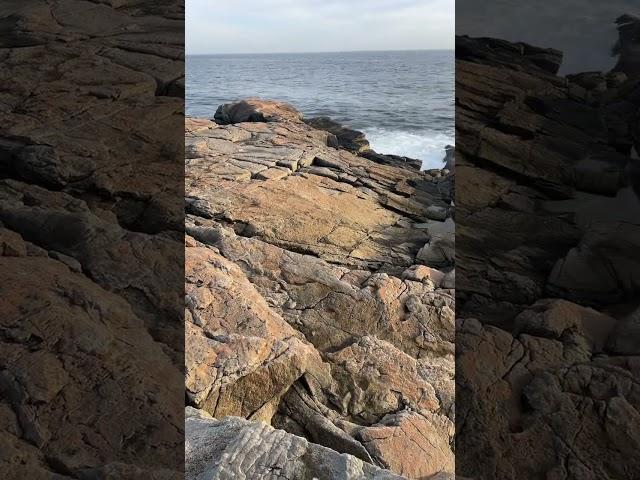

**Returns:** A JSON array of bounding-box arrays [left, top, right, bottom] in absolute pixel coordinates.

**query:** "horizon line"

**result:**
[[186, 48, 454, 57]]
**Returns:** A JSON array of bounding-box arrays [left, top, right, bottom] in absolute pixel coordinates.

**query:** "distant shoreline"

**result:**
[[186, 48, 454, 57]]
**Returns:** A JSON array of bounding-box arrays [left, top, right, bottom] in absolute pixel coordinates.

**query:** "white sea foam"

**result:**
[[364, 128, 453, 170]]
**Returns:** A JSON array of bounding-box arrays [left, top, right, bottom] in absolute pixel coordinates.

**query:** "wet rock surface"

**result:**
[[456, 21, 640, 479], [0, 1, 184, 478], [186, 99, 455, 479]]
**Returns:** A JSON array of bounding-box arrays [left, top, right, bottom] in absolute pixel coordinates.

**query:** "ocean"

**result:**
[[186, 50, 454, 169]]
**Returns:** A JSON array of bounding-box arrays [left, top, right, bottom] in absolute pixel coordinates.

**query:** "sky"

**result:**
[[457, 0, 638, 73], [186, 0, 455, 55]]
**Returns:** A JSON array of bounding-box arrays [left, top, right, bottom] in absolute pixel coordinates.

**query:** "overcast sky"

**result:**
[[186, 0, 455, 55], [457, 0, 638, 73]]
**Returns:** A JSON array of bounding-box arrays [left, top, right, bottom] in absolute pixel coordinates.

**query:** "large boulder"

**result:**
[[214, 99, 303, 124], [0, 227, 183, 477], [304, 116, 371, 153], [185, 236, 328, 421]]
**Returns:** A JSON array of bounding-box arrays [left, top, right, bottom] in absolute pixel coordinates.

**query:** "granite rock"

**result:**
[[185, 100, 455, 478]]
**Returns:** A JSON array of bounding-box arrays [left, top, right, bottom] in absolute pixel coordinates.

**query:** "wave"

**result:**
[[363, 128, 453, 170]]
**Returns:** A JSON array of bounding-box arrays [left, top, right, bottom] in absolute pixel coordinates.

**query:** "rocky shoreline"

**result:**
[[456, 17, 640, 478], [185, 99, 455, 479]]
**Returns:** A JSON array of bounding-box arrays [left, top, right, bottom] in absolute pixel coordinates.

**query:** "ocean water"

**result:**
[[186, 50, 454, 169]]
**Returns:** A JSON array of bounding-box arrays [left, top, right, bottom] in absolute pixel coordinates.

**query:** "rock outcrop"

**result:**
[[456, 19, 640, 479], [304, 115, 424, 170], [185, 99, 455, 479], [0, 1, 185, 477], [304, 116, 371, 153]]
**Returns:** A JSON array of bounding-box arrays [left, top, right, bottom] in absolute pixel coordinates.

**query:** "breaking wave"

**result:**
[[364, 128, 453, 170]]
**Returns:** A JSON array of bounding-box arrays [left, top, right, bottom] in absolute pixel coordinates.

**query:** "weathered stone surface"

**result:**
[[361, 150, 424, 171], [456, 35, 564, 76], [456, 31, 640, 323], [1, 0, 184, 476], [190, 225, 454, 361], [327, 336, 442, 422], [1, 228, 182, 477], [185, 237, 328, 422], [185, 408, 406, 480], [0, 180, 183, 351], [186, 100, 454, 478], [458, 315, 640, 479], [186, 105, 452, 272], [456, 27, 640, 479], [354, 411, 454, 479]]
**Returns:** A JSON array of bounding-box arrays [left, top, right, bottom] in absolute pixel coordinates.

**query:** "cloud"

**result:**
[[186, 0, 454, 54]]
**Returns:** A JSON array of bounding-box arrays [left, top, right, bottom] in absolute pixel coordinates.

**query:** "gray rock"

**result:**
[[185, 413, 405, 480]]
